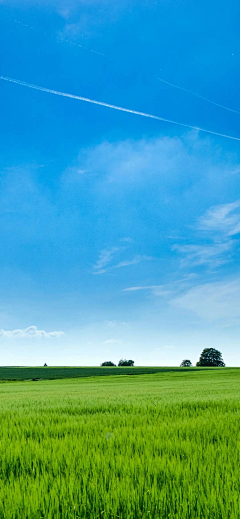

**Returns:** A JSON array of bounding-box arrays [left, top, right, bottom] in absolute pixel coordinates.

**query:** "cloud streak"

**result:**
[[1, 76, 240, 142], [198, 201, 240, 236], [14, 19, 106, 57], [158, 78, 240, 116], [93, 247, 122, 274], [123, 285, 170, 295], [173, 241, 234, 268], [93, 247, 152, 275], [114, 255, 152, 269], [0, 326, 65, 339]]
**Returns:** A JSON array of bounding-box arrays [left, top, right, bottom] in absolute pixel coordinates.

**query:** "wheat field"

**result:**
[[0, 368, 239, 518]]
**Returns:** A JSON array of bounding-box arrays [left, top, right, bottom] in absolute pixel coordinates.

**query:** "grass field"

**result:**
[[0, 368, 239, 518]]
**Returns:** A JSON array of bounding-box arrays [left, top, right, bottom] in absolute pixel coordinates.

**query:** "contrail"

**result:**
[[158, 77, 240, 115], [1, 75, 240, 142], [14, 19, 106, 58], [57, 37, 106, 57]]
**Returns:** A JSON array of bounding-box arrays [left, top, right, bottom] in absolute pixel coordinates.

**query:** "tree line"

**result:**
[[101, 349, 226, 368], [101, 359, 134, 367]]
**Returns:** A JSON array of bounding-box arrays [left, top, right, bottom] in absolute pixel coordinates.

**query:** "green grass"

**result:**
[[0, 368, 239, 518]]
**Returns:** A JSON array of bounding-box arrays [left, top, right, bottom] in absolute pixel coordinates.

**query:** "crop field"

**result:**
[[0, 366, 203, 381], [0, 368, 239, 518]]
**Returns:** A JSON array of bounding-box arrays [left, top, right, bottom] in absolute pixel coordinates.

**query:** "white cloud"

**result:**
[[173, 241, 234, 268], [81, 137, 190, 184], [77, 134, 240, 189], [172, 278, 240, 324], [123, 273, 240, 327], [173, 201, 240, 269], [114, 255, 153, 269], [123, 285, 172, 296], [93, 244, 152, 275], [198, 201, 240, 236], [93, 247, 122, 274], [0, 326, 64, 339]]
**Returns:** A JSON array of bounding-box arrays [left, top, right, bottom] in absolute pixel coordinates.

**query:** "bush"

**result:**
[[180, 359, 192, 367], [118, 359, 134, 367], [101, 361, 116, 367]]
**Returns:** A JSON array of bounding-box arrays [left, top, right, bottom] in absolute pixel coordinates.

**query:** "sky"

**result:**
[[0, 0, 240, 366]]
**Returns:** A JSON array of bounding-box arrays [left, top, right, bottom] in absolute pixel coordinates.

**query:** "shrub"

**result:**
[[118, 359, 134, 367], [180, 359, 192, 367]]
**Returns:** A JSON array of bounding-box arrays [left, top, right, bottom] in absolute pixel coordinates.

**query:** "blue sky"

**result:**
[[0, 0, 240, 366]]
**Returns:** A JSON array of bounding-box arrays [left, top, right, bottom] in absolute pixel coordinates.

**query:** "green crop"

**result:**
[[0, 368, 239, 518], [0, 366, 206, 381]]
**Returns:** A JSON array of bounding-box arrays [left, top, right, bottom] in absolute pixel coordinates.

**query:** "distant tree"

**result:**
[[118, 359, 134, 367], [101, 361, 116, 367], [180, 359, 192, 367], [196, 348, 225, 367], [43, 363, 48, 367]]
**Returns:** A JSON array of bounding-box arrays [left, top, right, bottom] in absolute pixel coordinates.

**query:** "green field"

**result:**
[[0, 365, 209, 380], [0, 368, 239, 518]]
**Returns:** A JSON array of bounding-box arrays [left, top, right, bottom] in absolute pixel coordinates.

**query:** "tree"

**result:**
[[196, 348, 225, 367], [43, 363, 47, 367], [180, 359, 192, 367], [101, 361, 116, 366], [118, 359, 134, 367]]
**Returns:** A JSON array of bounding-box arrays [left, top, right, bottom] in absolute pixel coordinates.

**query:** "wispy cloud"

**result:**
[[172, 278, 240, 325], [123, 285, 171, 296], [173, 201, 240, 269], [198, 201, 240, 236], [114, 255, 152, 269], [74, 134, 240, 196], [93, 246, 153, 275], [124, 272, 240, 326], [173, 241, 234, 268], [0, 326, 64, 339], [93, 247, 122, 274]]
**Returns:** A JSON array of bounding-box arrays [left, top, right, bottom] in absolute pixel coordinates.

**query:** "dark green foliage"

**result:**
[[101, 361, 116, 367], [0, 365, 213, 381], [180, 359, 192, 367], [196, 348, 225, 367], [118, 359, 134, 366], [43, 363, 48, 367]]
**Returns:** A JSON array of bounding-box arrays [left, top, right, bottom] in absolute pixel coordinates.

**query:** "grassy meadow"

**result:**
[[0, 368, 239, 518]]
